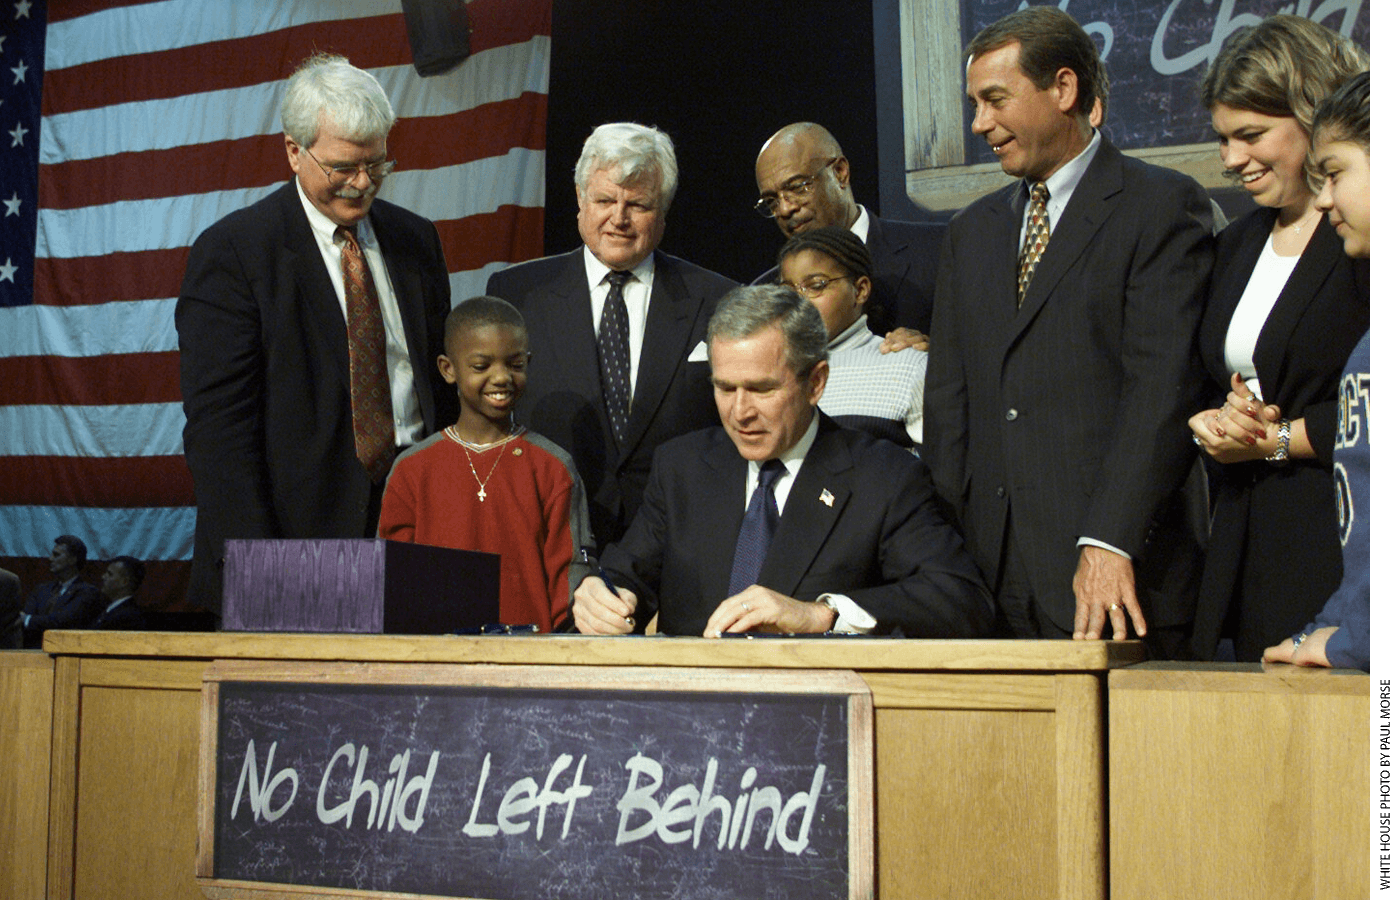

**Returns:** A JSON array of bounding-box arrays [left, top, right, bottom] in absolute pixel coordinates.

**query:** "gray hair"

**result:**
[[707, 285, 828, 378], [281, 53, 395, 148], [573, 123, 679, 212]]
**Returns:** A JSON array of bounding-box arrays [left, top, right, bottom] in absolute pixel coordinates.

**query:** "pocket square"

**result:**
[[686, 341, 708, 362]]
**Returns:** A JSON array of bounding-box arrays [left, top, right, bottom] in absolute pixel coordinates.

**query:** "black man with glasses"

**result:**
[[176, 54, 454, 615], [752, 122, 944, 338]]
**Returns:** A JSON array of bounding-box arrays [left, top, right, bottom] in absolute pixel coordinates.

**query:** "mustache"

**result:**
[[334, 183, 376, 200]]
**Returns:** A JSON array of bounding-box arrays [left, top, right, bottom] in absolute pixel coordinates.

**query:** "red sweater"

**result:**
[[378, 430, 591, 631]]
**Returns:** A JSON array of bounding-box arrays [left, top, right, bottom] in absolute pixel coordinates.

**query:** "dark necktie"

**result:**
[[728, 459, 787, 596], [598, 269, 633, 440], [1017, 181, 1050, 307], [336, 225, 395, 483]]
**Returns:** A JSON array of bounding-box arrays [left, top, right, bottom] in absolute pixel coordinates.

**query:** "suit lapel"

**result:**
[[976, 189, 1021, 336], [625, 251, 704, 460], [280, 182, 352, 396], [701, 430, 750, 600], [1253, 219, 1347, 397], [1200, 210, 1273, 384], [373, 204, 433, 424], [1010, 142, 1122, 343], [864, 216, 910, 298], [759, 417, 852, 596], [535, 249, 609, 436]]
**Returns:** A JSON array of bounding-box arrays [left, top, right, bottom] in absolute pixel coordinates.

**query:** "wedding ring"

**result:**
[[1108, 603, 1121, 612], [1192, 435, 1204, 447], [742, 601, 751, 611]]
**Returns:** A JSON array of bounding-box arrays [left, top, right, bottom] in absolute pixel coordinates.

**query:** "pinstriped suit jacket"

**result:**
[[922, 138, 1214, 632]]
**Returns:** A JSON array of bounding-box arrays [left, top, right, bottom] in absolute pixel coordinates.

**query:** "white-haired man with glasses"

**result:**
[[176, 53, 455, 615]]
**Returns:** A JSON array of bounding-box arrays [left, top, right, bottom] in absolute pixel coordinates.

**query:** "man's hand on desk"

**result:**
[[573, 575, 638, 635], [703, 586, 835, 638]]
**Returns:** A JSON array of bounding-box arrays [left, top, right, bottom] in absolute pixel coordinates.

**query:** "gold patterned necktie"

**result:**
[[1017, 181, 1051, 307], [336, 225, 395, 482]]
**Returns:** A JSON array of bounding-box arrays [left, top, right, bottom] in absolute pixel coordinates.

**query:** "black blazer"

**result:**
[[486, 248, 737, 547], [600, 415, 994, 638], [752, 213, 945, 335], [1190, 208, 1369, 660], [177, 181, 454, 612], [923, 138, 1215, 633]]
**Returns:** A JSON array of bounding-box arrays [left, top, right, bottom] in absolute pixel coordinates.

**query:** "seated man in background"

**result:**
[[22, 535, 102, 647], [572, 285, 993, 638], [91, 556, 150, 631]]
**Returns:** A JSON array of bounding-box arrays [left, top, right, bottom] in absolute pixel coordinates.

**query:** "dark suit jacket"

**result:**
[[753, 214, 945, 335], [600, 415, 994, 637], [89, 597, 150, 632], [1189, 209, 1369, 661], [486, 248, 737, 547], [177, 181, 454, 613], [22, 577, 103, 648], [0, 568, 21, 649], [923, 138, 1214, 634]]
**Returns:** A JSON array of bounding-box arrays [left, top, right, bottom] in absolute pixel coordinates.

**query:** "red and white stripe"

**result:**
[[0, 0, 549, 604]]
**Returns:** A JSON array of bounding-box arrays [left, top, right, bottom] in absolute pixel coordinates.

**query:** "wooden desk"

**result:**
[[0, 651, 54, 900], [41, 632, 1141, 900], [1109, 662, 1368, 900]]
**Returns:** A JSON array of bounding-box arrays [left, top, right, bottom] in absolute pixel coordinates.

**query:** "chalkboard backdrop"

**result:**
[[201, 664, 874, 900]]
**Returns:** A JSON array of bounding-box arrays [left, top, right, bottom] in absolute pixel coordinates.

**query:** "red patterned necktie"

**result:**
[[337, 225, 395, 482], [1017, 181, 1050, 307]]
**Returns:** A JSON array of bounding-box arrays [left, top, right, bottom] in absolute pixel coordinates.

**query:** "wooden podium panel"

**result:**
[[1109, 662, 1368, 900], [41, 632, 1140, 900], [0, 652, 54, 900]]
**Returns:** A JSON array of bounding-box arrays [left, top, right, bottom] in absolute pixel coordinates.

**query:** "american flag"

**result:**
[[0, 0, 550, 607]]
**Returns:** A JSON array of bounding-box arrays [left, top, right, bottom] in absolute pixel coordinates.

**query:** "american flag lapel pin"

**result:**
[[820, 489, 834, 507]]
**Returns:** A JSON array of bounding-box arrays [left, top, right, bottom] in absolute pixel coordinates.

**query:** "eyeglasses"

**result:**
[[753, 158, 837, 217], [781, 275, 851, 298], [302, 146, 396, 185]]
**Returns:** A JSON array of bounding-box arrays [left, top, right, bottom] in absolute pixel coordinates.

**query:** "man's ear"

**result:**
[[1053, 66, 1080, 115], [807, 359, 830, 405]]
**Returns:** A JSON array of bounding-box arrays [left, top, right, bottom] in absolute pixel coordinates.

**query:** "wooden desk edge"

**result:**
[[42, 631, 1146, 671], [1110, 661, 1369, 695]]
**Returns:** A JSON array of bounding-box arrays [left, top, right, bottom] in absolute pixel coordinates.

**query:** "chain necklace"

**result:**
[[444, 424, 523, 501]]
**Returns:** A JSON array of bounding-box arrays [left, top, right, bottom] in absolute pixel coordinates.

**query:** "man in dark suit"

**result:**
[[1, 567, 24, 649], [752, 122, 943, 336], [573, 285, 993, 638], [22, 535, 103, 648], [923, 7, 1212, 655], [91, 556, 150, 631], [177, 54, 453, 614], [486, 123, 737, 548]]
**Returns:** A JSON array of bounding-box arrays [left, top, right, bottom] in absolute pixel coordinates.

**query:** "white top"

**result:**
[[583, 249, 657, 398], [295, 180, 423, 446], [1223, 236, 1302, 400]]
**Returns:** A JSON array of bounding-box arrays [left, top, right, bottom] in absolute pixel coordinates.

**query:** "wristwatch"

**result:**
[[1266, 418, 1291, 465]]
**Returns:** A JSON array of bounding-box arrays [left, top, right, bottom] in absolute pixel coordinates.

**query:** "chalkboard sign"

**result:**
[[897, 0, 1370, 212], [198, 662, 874, 900]]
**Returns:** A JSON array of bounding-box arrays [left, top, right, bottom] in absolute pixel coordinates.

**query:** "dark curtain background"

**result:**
[[541, 1, 894, 284]]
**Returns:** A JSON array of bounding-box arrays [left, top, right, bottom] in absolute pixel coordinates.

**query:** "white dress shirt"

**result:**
[[583, 249, 656, 398], [295, 180, 424, 446]]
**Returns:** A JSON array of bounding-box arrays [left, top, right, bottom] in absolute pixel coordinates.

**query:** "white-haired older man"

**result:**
[[177, 54, 455, 614], [487, 123, 738, 547]]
